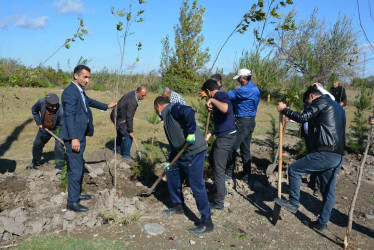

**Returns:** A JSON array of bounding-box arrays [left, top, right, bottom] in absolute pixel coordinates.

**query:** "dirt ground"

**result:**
[[1, 121, 374, 249]]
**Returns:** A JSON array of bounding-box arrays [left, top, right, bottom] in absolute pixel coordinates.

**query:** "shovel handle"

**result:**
[[144, 142, 190, 196], [133, 136, 140, 150], [44, 127, 65, 145], [204, 110, 211, 137], [278, 112, 284, 198]]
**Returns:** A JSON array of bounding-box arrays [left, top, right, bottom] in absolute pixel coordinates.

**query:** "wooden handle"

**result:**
[[145, 142, 190, 196], [44, 128, 64, 145], [278, 112, 284, 198], [204, 110, 211, 137]]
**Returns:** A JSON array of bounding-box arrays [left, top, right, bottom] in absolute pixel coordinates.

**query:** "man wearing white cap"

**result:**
[[225, 69, 260, 186]]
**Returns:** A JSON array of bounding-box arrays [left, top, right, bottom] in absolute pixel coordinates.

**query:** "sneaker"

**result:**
[[209, 201, 224, 211], [122, 155, 135, 162], [274, 198, 298, 214], [163, 204, 184, 215], [188, 217, 214, 234], [26, 162, 40, 170], [309, 220, 328, 232]]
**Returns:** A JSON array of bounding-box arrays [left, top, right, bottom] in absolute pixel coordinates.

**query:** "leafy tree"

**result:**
[[348, 81, 373, 154], [160, 0, 210, 92], [275, 9, 359, 84], [235, 50, 287, 98]]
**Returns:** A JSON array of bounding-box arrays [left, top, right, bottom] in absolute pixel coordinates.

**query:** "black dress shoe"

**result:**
[[310, 220, 328, 232], [189, 217, 214, 234], [79, 194, 92, 200], [163, 204, 184, 215], [67, 202, 89, 212]]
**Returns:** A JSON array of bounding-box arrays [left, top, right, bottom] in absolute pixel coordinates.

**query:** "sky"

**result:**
[[0, 0, 373, 77]]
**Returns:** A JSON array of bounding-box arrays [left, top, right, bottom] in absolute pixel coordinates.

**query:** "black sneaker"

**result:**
[[188, 217, 214, 234], [310, 220, 328, 232], [209, 201, 224, 211], [163, 204, 184, 215], [274, 198, 298, 214], [26, 162, 40, 170]]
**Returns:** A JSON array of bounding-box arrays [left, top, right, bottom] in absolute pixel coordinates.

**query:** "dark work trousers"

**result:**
[[226, 117, 256, 177], [166, 150, 212, 223], [65, 138, 86, 206], [116, 131, 133, 158], [208, 132, 236, 207], [288, 151, 344, 225], [32, 128, 65, 167]]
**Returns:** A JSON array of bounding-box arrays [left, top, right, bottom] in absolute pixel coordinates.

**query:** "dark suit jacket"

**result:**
[[60, 82, 108, 141], [110, 90, 138, 135], [32, 97, 64, 128]]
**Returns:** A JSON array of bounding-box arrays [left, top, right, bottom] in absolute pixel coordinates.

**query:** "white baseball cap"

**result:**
[[233, 68, 251, 80]]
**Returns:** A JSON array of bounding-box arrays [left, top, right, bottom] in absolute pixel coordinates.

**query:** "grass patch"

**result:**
[[18, 234, 126, 249], [101, 210, 141, 225]]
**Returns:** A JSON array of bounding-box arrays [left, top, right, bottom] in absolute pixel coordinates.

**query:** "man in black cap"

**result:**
[[26, 93, 65, 170]]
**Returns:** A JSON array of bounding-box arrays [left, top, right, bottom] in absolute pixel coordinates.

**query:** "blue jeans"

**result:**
[[116, 131, 133, 158], [288, 151, 344, 225], [166, 150, 212, 223], [226, 117, 256, 177]]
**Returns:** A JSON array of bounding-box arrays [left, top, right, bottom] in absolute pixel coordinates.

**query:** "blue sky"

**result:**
[[1, 0, 373, 77]]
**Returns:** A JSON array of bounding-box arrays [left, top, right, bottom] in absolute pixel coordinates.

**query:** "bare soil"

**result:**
[[1, 122, 374, 249]]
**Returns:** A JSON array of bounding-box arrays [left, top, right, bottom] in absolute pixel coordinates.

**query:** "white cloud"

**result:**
[[0, 15, 19, 29], [54, 0, 84, 15], [14, 15, 50, 30]]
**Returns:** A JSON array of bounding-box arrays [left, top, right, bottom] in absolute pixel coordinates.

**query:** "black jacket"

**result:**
[[110, 90, 138, 135], [330, 85, 347, 107], [282, 95, 346, 155]]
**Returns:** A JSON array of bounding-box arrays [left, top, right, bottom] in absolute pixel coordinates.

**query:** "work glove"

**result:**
[[199, 91, 208, 98], [164, 162, 170, 171], [186, 134, 195, 144]]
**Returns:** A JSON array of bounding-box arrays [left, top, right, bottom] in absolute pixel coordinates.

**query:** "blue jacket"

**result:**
[[212, 91, 236, 137], [227, 81, 260, 117], [60, 82, 108, 141], [32, 97, 64, 128]]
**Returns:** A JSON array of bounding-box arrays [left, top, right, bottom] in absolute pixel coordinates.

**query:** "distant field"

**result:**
[[0, 86, 369, 170]]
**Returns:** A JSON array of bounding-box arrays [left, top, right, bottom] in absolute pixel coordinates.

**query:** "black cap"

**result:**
[[45, 93, 59, 105]]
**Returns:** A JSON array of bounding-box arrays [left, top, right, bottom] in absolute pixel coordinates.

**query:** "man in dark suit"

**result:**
[[26, 93, 65, 170], [60, 65, 116, 212], [111, 86, 147, 162]]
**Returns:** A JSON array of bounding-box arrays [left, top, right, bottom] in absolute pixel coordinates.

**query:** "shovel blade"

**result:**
[[272, 203, 281, 225], [266, 163, 277, 176]]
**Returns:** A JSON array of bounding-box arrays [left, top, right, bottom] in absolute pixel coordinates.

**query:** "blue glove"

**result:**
[[164, 162, 170, 171], [186, 134, 195, 144]]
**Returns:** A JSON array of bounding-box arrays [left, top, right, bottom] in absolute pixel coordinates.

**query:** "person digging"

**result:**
[[26, 93, 65, 170], [154, 96, 214, 234], [274, 87, 345, 232]]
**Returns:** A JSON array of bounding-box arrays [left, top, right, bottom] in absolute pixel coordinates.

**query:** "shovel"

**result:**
[[266, 102, 294, 176], [140, 142, 190, 196], [272, 112, 284, 225], [133, 137, 143, 159]]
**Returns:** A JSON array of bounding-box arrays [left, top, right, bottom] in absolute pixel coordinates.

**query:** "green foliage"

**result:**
[[133, 140, 162, 182], [101, 210, 141, 225], [348, 82, 373, 154], [161, 0, 210, 89], [266, 113, 277, 158], [92, 85, 108, 91], [351, 76, 374, 88], [17, 234, 126, 249], [59, 165, 68, 190], [0, 58, 70, 88], [64, 18, 88, 49], [276, 9, 359, 84], [233, 233, 247, 239], [235, 51, 287, 98], [161, 73, 202, 94]]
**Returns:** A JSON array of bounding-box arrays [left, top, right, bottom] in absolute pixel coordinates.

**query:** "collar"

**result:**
[[135, 91, 139, 103], [73, 82, 84, 93]]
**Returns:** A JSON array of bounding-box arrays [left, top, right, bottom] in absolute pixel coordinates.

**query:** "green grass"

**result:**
[[17, 234, 127, 249]]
